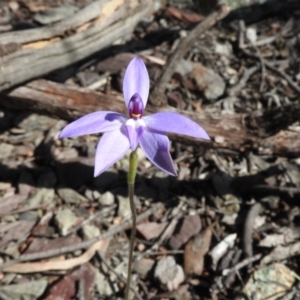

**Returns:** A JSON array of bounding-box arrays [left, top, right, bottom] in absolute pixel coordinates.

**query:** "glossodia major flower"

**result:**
[[59, 57, 210, 176]]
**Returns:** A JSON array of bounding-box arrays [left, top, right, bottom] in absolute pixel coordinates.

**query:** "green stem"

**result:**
[[124, 150, 138, 300]]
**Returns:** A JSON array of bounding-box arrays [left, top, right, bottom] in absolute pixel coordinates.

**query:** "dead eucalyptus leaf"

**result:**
[[168, 214, 202, 249], [184, 223, 214, 276]]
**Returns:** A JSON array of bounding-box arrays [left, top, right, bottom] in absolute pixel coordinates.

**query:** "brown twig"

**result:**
[[242, 48, 300, 94], [0, 203, 163, 272], [149, 4, 229, 107]]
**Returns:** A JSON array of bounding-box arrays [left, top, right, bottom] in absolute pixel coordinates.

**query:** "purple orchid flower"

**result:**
[[59, 57, 210, 176]]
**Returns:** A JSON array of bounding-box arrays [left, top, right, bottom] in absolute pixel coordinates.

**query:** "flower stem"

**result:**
[[125, 150, 138, 300]]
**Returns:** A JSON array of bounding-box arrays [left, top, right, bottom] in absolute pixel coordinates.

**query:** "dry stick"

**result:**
[[242, 48, 300, 94], [149, 4, 229, 107], [222, 253, 262, 276], [0, 0, 156, 91], [0, 203, 163, 272]]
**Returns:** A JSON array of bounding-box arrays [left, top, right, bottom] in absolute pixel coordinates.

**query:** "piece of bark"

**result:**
[[0, 0, 160, 91], [1, 79, 300, 157]]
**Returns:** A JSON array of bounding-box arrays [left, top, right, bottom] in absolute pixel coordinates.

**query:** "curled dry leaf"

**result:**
[[184, 223, 214, 276], [209, 233, 237, 270], [3, 239, 110, 273], [154, 256, 185, 291], [168, 214, 202, 249]]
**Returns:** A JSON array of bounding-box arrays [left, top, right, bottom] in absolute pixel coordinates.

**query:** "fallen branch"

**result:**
[[1, 79, 300, 157], [0, 0, 159, 91]]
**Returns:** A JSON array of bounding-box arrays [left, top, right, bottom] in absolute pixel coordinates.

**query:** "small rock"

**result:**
[[33, 4, 79, 24], [26, 188, 55, 207], [191, 64, 225, 100], [0, 279, 48, 300], [57, 187, 88, 204], [215, 41, 233, 57], [84, 189, 94, 201], [55, 208, 78, 236], [154, 256, 185, 291], [92, 190, 101, 200], [117, 195, 131, 220], [82, 225, 100, 240], [246, 27, 257, 44], [136, 147, 146, 162], [99, 191, 115, 206], [15, 113, 56, 131], [133, 258, 155, 278], [0, 143, 14, 159]]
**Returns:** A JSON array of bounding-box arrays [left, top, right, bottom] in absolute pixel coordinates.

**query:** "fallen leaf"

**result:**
[[168, 214, 202, 249], [0, 194, 28, 215], [0, 220, 35, 248], [4, 239, 110, 273], [184, 224, 214, 276], [165, 6, 204, 24], [137, 222, 168, 240], [25, 235, 81, 254]]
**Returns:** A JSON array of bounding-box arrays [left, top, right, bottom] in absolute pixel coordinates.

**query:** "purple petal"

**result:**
[[126, 119, 145, 150], [139, 130, 177, 176], [143, 112, 210, 140], [94, 128, 130, 176], [126, 125, 138, 150], [123, 57, 149, 108], [59, 111, 125, 138]]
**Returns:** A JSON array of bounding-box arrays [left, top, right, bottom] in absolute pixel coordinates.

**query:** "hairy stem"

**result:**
[[125, 150, 138, 300]]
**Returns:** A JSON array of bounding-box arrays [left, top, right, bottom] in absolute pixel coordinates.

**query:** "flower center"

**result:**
[[128, 93, 144, 119]]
